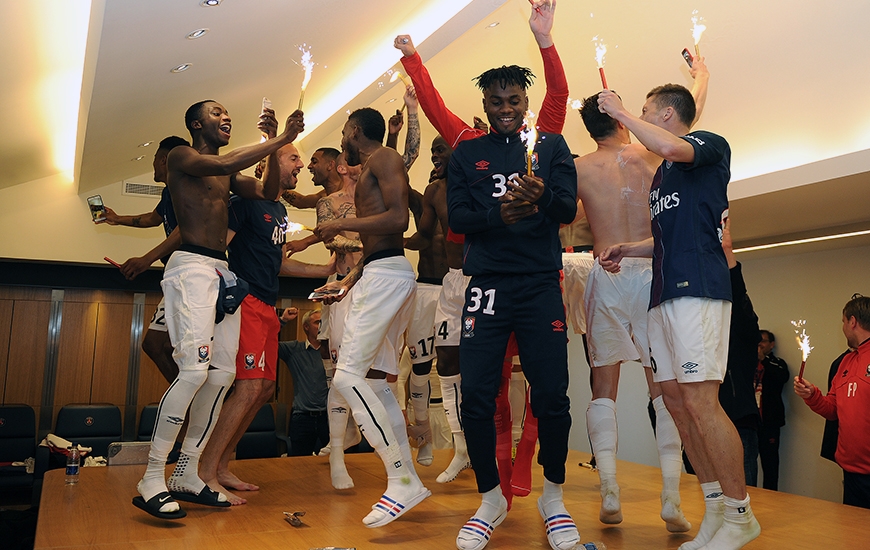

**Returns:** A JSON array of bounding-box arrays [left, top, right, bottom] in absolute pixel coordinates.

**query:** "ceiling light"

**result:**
[[486, 21, 500, 28], [132, 156, 145, 161], [138, 141, 152, 147], [386, 98, 397, 103], [733, 229, 870, 253], [200, 0, 221, 6], [170, 63, 192, 73], [187, 28, 209, 40]]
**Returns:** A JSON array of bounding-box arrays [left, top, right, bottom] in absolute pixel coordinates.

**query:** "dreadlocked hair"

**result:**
[[473, 65, 535, 92]]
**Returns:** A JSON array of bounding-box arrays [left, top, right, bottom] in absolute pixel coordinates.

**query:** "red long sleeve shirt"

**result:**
[[804, 338, 870, 474]]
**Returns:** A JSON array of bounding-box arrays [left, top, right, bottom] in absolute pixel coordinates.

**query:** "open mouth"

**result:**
[[219, 123, 231, 137]]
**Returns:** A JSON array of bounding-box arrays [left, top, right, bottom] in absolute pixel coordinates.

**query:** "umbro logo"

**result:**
[[706, 492, 723, 499], [263, 213, 272, 222], [167, 416, 185, 425], [475, 160, 490, 171], [682, 361, 699, 374], [551, 320, 565, 332]]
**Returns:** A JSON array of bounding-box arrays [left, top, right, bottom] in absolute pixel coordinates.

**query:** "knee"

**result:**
[[142, 330, 168, 358], [176, 368, 209, 388]]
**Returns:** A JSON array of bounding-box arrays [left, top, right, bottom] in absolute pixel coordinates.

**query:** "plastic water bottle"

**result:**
[[65, 444, 80, 484], [578, 543, 606, 550]]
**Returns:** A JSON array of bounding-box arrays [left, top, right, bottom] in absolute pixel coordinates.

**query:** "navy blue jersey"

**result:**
[[649, 130, 731, 309], [155, 186, 177, 237], [447, 130, 576, 276], [227, 195, 288, 304], [155, 187, 178, 265]]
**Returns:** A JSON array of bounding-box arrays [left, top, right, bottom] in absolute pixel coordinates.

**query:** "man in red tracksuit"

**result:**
[[795, 294, 870, 509]]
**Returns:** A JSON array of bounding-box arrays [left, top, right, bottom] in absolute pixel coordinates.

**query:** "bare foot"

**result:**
[[216, 470, 259, 492], [207, 479, 246, 506]]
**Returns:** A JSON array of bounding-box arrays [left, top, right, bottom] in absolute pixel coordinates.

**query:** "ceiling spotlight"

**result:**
[[138, 141, 152, 147], [171, 63, 192, 73], [200, 0, 221, 6], [386, 98, 397, 103], [486, 21, 500, 28], [187, 28, 209, 39], [132, 156, 145, 161]]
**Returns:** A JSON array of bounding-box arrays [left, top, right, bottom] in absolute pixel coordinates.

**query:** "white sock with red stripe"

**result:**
[[457, 487, 508, 550], [538, 479, 580, 550]]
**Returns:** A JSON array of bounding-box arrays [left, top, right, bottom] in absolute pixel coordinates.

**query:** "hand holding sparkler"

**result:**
[[596, 89, 626, 119], [279, 110, 305, 144], [314, 218, 344, 244], [403, 84, 418, 112], [793, 375, 817, 400], [791, 319, 814, 382], [388, 109, 404, 137], [394, 35, 416, 57], [499, 188, 539, 225]]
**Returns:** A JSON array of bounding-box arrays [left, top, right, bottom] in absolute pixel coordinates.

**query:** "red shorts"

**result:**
[[235, 295, 279, 381]]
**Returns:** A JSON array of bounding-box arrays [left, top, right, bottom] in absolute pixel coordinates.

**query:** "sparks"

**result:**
[[568, 98, 583, 110], [285, 221, 313, 235], [691, 10, 707, 56], [520, 110, 538, 175], [389, 70, 410, 87], [593, 35, 607, 68], [791, 319, 814, 361], [297, 45, 314, 110]]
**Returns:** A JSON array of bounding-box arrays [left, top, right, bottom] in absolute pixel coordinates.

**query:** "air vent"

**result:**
[[122, 181, 164, 198]]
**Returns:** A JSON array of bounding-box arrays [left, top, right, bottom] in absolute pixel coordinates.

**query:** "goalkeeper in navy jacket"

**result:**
[[446, 62, 580, 550]]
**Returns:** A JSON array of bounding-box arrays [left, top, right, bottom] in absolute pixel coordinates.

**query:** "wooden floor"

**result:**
[[35, 449, 869, 550]]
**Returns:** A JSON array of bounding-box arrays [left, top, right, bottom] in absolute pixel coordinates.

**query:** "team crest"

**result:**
[[530, 152, 539, 172], [85, 416, 94, 426], [197, 345, 210, 363], [330, 349, 338, 364], [865, 364, 870, 377], [409, 346, 417, 360], [463, 316, 475, 338], [244, 353, 256, 369]]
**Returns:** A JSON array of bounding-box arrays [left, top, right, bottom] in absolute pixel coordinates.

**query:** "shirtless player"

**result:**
[[576, 57, 708, 532], [132, 100, 302, 519], [314, 108, 429, 527]]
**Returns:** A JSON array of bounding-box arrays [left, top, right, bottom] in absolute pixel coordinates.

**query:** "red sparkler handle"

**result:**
[[598, 67, 608, 89], [798, 360, 806, 381]]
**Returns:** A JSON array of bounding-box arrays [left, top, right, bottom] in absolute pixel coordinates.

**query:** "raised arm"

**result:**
[[530, 0, 568, 134], [172, 110, 303, 180], [689, 55, 710, 127], [597, 91, 695, 163], [396, 36, 481, 148], [283, 189, 327, 210], [103, 207, 163, 228], [402, 86, 421, 170]]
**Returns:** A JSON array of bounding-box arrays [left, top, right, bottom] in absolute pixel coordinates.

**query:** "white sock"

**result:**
[[409, 371, 431, 428], [437, 431, 470, 483], [653, 395, 690, 532], [168, 369, 234, 495], [457, 487, 508, 550], [587, 398, 621, 523], [367, 378, 416, 477], [326, 386, 354, 490], [679, 481, 725, 550], [538, 480, 580, 550], [440, 374, 463, 434], [509, 371, 526, 447], [334, 369, 425, 526], [138, 369, 208, 502], [701, 495, 760, 550]]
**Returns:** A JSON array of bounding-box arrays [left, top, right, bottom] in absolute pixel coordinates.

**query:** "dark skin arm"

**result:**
[[119, 226, 182, 280], [405, 182, 438, 250], [103, 207, 162, 228]]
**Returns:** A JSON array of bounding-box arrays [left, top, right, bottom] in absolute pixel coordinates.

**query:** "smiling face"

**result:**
[[277, 143, 304, 190], [482, 83, 528, 136], [430, 136, 452, 179], [193, 101, 232, 147], [308, 150, 331, 187]]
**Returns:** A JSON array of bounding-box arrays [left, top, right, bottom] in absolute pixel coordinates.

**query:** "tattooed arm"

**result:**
[[316, 196, 362, 253]]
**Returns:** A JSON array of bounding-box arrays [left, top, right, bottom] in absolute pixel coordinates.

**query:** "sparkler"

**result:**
[[285, 221, 314, 235], [254, 97, 272, 177], [389, 71, 411, 112], [593, 36, 608, 89], [519, 111, 537, 175], [691, 10, 707, 57], [791, 319, 814, 381], [297, 45, 314, 111], [528, 0, 543, 16]]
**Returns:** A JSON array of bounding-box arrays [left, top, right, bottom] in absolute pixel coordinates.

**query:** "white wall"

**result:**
[[566, 242, 870, 504]]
